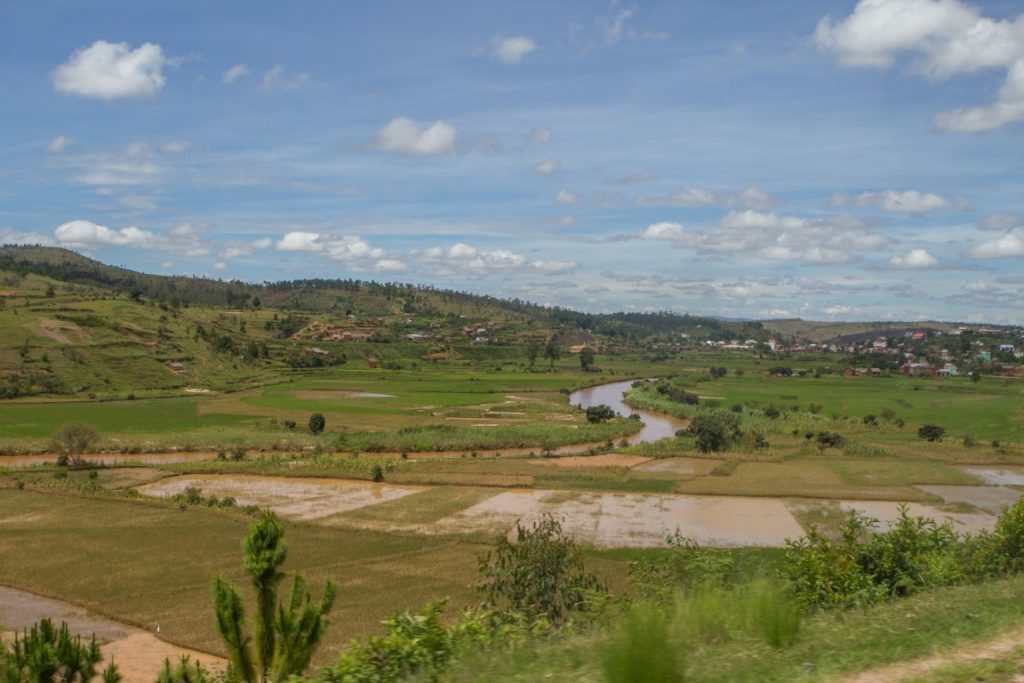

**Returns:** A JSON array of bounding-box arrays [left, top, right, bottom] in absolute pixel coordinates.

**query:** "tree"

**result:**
[[155, 657, 210, 683], [526, 341, 540, 368], [212, 512, 337, 683], [585, 404, 616, 424], [918, 424, 945, 442], [51, 422, 99, 467], [308, 413, 326, 435], [687, 410, 741, 453], [478, 513, 604, 623], [543, 341, 561, 369], [0, 618, 121, 683], [579, 347, 595, 371]]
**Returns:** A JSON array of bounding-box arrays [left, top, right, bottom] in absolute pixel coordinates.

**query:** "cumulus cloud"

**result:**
[[371, 117, 458, 156], [527, 128, 552, 143], [815, 1, 1024, 132], [828, 189, 954, 215], [636, 186, 777, 209], [54, 219, 159, 248], [48, 136, 74, 153], [53, 40, 168, 100], [967, 232, 1024, 258], [889, 248, 939, 268], [275, 231, 323, 252], [0, 227, 54, 246], [533, 159, 560, 177], [637, 210, 892, 264], [412, 242, 573, 276], [222, 63, 250, 84], [260, 65, 312, 91], [492, 35, 537, 64], [374, 259, 407, 273], [555, 189, 579, 205]]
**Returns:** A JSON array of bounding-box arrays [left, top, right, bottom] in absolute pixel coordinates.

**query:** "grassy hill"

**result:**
[[0, 245, 769, 398]]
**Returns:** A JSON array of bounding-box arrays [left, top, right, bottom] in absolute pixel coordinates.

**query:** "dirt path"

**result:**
[[0, 585, 224, 683], [836, 624, 1024, 682]]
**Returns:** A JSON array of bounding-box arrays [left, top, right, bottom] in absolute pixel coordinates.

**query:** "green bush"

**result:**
[[744, 579, 800, 648]]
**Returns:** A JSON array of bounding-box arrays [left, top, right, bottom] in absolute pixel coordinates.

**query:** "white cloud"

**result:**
[[640, 222, 688, 241], [222, 63, 250, 84], [889, 248, 939, 268], [967, 232, 1024, 258], [815, 1, 1024, 132], [412, 242, 571, 276], [374, 259, 407, 273], [0, 227, 54, 246], [534, 159, 560, 177], [637, 210, 892, 265], [160, 140, 189, 153], [53, 40, 168, 100], [492, 35, 537, 64], [324, 236, 385, 262], [371, 117, 458, 156], [527, 128, 552, 143], [213, 261, 227, 270], [636, 186, 776, 209], [54, 219, 159, 248], [260, 65, 312, 91], [829, 189, 953, 215], [824, 304, 853, 317], [555, 189, 579, 205], [48, 136, 74, 153], [275, 231, 323, 252]]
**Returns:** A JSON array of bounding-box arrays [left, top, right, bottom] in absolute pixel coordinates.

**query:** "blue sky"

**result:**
[[3, 0, 1024, 323]]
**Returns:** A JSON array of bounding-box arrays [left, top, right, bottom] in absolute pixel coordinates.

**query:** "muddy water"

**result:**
[[570, 379, 688, 444], [961, 467, 1024, 487], [139, 475, 424, 521], [0, 586, 224, 683]]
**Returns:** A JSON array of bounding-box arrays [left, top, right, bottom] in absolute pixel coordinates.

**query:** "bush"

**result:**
[[309, 413, 326, 435], [918, 424, 945, 442], [477, 513, 605, 623], [687, 409, 741, 453], [586, 404, 617, 424], [50, 422, 100, 467], [745, 579, 800, 648]]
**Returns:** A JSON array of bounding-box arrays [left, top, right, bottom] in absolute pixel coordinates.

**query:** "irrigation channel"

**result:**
[[569, 378, 687, 444]]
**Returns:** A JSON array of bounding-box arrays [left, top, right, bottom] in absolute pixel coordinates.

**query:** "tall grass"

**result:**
[[602, 602, 683, 683]]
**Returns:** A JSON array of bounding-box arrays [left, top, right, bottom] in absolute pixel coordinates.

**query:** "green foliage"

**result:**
[[154, 657, 212, 683], [601, 603, 682, 683], [578, 347, 595, 371], [585, 404, 616, 424], [745, 579, 801, 648], [687, 409, 741, 453], [308, 413, 326, 435], [212, 512, 336, 683], [50, 422, 100, 467], [918, 424, 945, 442], [628, 532, 736, 599], [0, 618, 107, 683], [478, 513, 605, 623]]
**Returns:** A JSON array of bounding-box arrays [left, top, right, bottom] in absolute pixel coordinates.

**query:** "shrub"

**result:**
[[50, 422, 100, 467], [309, 413, 326, 435], [477, 513, 605, 623], [744, 579, 801, 648], [586, 404, 617, 424], [687, 409, 741, 453], [918, 424, 945, 442]]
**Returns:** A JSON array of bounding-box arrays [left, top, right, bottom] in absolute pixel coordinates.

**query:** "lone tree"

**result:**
[[526, 341, 541, 368], [51, 422, 100, 467], [586, 404, 616, 424], [918, 424, 946, 442], [213, 512, 336, 682], [687, 410, 741, 453], [478, 513, 604, 623], [579, 347, 595, 371], [543, 339, 561, 369], [308, 413, 326, 435]]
